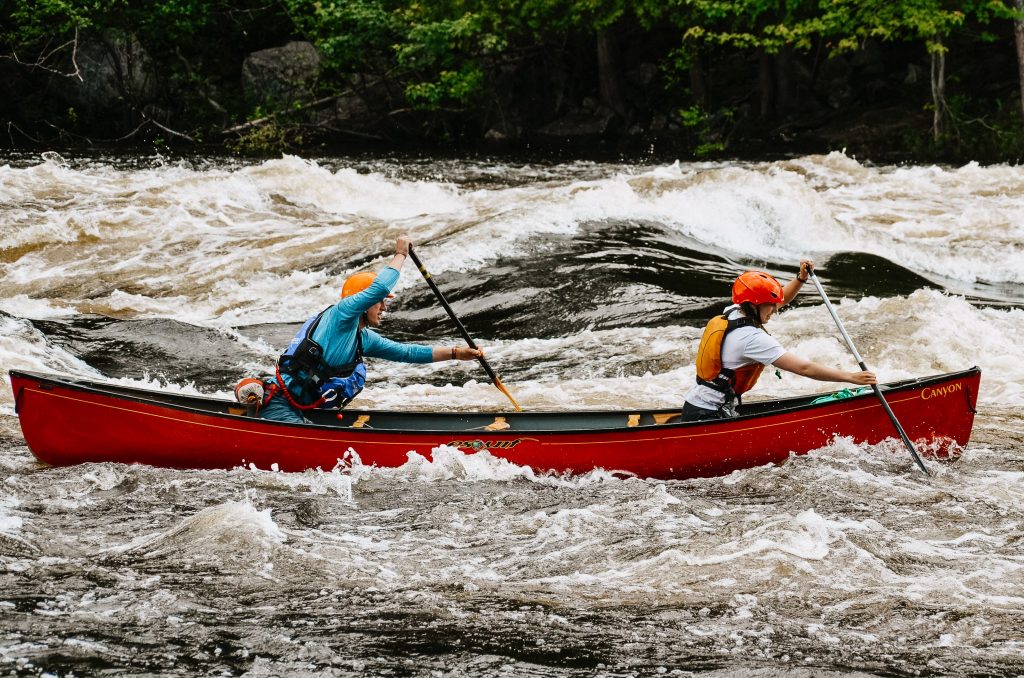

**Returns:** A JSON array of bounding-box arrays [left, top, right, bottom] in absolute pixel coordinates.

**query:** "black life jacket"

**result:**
[[277, 306, 366, 409]]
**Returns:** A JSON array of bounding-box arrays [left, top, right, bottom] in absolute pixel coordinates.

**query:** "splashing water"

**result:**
[[1, 151, 1023, 676]]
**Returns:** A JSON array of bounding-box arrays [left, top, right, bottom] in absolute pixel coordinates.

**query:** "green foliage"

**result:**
[[2, 0, 219, 48], [405, 64, 485, 106], [673, 103, 734, 157], [394, 11, 501, 107], [227, 121, 296, 155], [3, 0, 1024, 157], [137, 0, 216, 45], [282, 0, 404, 74], [4, 0, 93, 44], [678, 105, 707, 128], [694, 140, 726, 157], [654, 0, 973, 55]]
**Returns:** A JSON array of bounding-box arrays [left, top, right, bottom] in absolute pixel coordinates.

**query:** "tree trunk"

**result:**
[[596, 28, 626, 116], [758, 50, 775, 118], [1015, 0, 1024, 120], [689, 55, 708, 110], [930, 40, 947, 141], [774, 47, 797, 114]]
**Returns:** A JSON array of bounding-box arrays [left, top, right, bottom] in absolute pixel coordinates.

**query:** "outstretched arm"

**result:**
[[363, 330, 484, 364], [430, 345, 483, 362], [773, 352, 876, 385]]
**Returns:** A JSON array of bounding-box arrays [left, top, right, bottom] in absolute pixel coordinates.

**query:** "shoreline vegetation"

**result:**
[[4, 1, 1024, 164]]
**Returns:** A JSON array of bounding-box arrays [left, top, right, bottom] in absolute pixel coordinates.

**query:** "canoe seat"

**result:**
[[350, 415, 371, 428], [653, 413, 681, 425]]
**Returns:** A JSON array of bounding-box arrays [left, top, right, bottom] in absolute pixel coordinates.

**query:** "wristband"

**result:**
[[451, 347, 457, 360]]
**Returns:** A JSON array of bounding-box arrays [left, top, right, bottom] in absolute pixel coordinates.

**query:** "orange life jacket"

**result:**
[[694, 314, 765, 398]]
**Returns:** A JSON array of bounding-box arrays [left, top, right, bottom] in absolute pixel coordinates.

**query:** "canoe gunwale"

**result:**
[[9, 367, 982, 436]]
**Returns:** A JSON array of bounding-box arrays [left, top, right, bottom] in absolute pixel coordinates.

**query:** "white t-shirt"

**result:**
[[685, 305, 785, 411]]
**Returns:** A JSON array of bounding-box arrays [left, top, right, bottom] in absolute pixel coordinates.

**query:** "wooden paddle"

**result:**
[[407, 245, 523, 412], [807, 268, 929, 475]]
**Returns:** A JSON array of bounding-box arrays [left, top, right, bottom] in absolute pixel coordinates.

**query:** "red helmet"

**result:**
[[732, 271, 783, 305]]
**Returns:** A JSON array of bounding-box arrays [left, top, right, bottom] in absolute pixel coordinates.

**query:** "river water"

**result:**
[[1, 151, 1022, 676]]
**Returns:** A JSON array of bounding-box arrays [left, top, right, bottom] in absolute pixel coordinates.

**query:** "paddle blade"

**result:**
[[494, 378, 523, 412]]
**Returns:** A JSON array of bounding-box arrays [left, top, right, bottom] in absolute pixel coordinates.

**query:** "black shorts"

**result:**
[[682, 401, 729, 422]]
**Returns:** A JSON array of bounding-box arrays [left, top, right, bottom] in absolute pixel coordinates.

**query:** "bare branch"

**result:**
[[138, 111, 197, 143], [220, 95, 339, 135], [3, 27, 83, 80], [7, 121, 45, 146]]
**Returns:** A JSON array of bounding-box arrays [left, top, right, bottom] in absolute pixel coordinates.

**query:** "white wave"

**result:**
[[244, 155, 467, 219], [782, 153, 1024, 285], [0, 295, 78, 319], [349, 444, 633, 486], [235, 465, 354, 501], [3, 152, 1022, 328], [105, 500, 285, 562], [0, 316, 101, 404], [0, 508, 23, 537], [753, 288, 1022, 405]]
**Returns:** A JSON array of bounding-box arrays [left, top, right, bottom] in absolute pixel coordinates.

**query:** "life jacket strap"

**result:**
[[696, 368, 734, 395], [264, 364, 328, 411]]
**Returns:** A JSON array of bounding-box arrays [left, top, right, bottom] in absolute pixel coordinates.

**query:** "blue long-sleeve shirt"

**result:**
[[281, 267, 433, 396], [314, 266, 433, 366]]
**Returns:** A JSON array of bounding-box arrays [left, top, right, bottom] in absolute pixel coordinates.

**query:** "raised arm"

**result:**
[[387, 234, 411, 271], [781, 259, 814, 306]]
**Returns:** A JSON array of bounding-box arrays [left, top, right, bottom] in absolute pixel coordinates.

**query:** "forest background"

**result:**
[[4, 0, 1024, 163]]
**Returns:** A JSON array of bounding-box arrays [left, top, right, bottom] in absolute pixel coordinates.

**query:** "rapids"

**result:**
[[1, 151, 1022, 676]]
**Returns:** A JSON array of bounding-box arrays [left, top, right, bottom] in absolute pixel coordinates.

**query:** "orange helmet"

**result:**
[[732, 271, 783, 305], [341, 271, 396, 300], [341, 272, 376, 298]]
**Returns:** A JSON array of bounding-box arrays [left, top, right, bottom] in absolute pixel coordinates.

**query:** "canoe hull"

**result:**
[[10, 369, 981, 479]]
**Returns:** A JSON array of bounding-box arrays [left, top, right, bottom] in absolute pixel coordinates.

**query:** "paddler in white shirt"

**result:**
[[682, 261, 877, 422]]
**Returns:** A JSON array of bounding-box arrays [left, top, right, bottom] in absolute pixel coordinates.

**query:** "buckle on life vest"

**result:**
[[697, 367, 735, 395]]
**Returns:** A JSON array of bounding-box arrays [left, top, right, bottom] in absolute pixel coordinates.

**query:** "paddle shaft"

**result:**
[[808, 270, 929, 475], [407, 246, 522, 411]]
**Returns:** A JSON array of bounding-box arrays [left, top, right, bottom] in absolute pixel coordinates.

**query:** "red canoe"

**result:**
[[10, 368, 980, 479]]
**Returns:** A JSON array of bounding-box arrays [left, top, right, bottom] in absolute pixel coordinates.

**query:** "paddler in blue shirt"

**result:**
[[258, 235, 483, 423]]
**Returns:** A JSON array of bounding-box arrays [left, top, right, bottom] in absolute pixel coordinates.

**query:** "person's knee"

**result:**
[[260, 399, 306, 424], [682, 402, 724, 422]]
